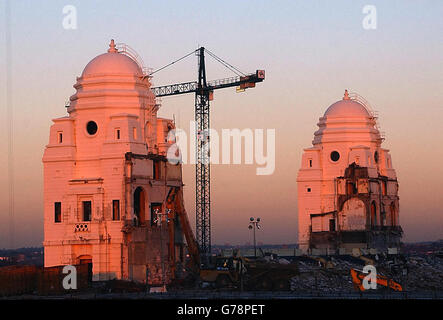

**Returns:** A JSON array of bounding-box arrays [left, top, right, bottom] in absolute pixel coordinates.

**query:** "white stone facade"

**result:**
[[43, 41, 185, 283], [297, 91, 401, 252]]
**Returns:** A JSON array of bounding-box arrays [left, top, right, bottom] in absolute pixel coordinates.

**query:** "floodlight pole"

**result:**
[[248, 217, 261, 258], [155, 208, 170, 291]]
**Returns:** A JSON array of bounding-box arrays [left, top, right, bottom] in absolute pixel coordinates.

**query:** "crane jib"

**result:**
[[150, 70, 265, 98]]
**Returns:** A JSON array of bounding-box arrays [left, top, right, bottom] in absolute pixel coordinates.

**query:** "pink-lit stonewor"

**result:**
[[297, 91, 401, 253], [42, 40, 186, 284]]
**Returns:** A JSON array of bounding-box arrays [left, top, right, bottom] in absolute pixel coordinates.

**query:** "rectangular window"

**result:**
[[115, 128, 121, 140], [309, 159, 312, 167], [112, 200, 120, 220], [83, 201, 92, 221], [54, 202, 62, 223], [153, 160, 161, 180], [347, 182, 357, 195], [57, 132, 63, 144], [151, 203, 162, 226], [329, 219, 336, 232]]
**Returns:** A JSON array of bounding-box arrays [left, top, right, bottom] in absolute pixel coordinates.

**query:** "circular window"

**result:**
[[86, 121, 98, 135], [330, 151, 340, 162], [374, 151, 379, 163]]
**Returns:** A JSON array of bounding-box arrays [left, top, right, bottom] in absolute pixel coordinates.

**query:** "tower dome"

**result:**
[[68, 39, 154, 116], [323, 90, 370, 118], [313, 90, 379, 146], [81, 40, 142, 77]]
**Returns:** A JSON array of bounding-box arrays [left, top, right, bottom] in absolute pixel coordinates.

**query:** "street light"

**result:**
[[154, 208, 171, 292], [248, 217, 261, 258]]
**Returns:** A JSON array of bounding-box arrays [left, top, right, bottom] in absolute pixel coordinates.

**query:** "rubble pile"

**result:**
[[403, 256, 443, 291], [290, 258, 362, 293], [290, 270, 354, 293], [289, 254, 443, 293]]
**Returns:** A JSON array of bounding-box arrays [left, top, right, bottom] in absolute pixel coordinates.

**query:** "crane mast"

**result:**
[[150, 47, 265, 265], [195, 47, 211, 258]]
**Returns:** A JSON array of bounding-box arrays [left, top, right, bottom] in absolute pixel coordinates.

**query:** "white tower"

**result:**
[[42, 40, 186, 284], [297, 91, 401, 253]]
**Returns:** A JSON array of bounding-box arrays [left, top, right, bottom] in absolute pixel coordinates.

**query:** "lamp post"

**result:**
[[154, 208, 170, 292], [248, 217, 261, 258]]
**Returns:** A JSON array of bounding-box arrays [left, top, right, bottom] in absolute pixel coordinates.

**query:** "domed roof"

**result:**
[[81, 40, 142, 77], [324, 90, 371, 118]]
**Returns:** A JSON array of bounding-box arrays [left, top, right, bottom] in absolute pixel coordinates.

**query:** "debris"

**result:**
[[289, 254, 443, 293], [278, 258, 290, 265]]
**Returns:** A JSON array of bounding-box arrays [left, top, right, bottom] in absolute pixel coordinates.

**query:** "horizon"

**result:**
[[2, 238, 443, 252]]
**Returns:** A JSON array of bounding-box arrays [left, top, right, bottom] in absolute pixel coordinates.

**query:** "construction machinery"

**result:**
[[199, 256, 245, 288], [197, 255, 299, 291], [242, 258, 299, 291], [350, 268, 403, 292], [306, 256, 335, 269], [148, 47, 265, 265], [165, 189, 299, 291], [165, 186, 200, 276]]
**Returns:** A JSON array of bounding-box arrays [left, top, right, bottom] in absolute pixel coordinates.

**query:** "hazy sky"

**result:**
[[0, 0, 442, 248]]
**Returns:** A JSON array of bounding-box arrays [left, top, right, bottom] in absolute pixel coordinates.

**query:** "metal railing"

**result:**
[[349, 91, 385, 140], [115, 43, 151, 77]]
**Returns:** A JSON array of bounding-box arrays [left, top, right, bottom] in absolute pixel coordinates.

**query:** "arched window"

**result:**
[[134, 187, 146, 226], [370, 201, 377, 227]]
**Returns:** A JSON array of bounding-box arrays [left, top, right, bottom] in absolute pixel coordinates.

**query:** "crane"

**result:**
[[148, 47, 265, 265]]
